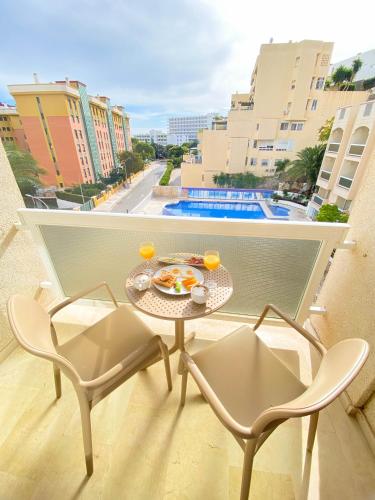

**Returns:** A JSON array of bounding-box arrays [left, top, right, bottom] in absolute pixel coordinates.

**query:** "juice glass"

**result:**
[[204, 250, 220, 289], [139, 241, 155, 275]]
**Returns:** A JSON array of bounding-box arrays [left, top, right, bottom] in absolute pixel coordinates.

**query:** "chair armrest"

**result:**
[[49, 281, 118, 319], [253, 303, 326, 356]]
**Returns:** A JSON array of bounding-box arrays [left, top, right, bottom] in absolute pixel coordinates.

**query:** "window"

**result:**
[[280, 122, 288, 130], [245, 156, 248, 165], [78, 145, 81, 152], [250, 158, 257, 166], [339, 108, 346, 120], [291, 80, 296, 90], [315, 77, 324, 90], [363, 102, 373, 117], [253, 140, 257, 148], [295, 56, 300, 67], [256, 123, 259, 130], [311, 99, 318, 111], [291, 122, 303, 131], [71, 115, 75, 122], [261, 159, 268, 167], [74, 130, 78, 139]]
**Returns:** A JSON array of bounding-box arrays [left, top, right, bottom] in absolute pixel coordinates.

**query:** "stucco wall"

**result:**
[[311, 150, 375, 433], [0, 142, 55, 356]]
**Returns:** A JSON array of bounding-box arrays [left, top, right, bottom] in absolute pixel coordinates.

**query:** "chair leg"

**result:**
[[240, 439, 257, 500], [307, 412, 319, 453], [77, 391, 94, 476], [180, 369, 188, 407], [53, 364, 62, 399], [159, 341, 172, 391]]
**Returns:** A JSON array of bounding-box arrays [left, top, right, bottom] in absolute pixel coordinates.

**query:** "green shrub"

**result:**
[[55, 191, 90, 204], [315, 204, 349, 223], [159, 162, 174, 186]]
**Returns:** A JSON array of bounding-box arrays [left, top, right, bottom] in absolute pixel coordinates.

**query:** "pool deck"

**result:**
[[133, 196, 310, 221]]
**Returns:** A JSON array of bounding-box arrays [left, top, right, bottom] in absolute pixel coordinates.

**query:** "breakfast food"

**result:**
[[152, 272, 177, 289], [158, 255, 205, 267], [182, 277, 198, 290], [187, 256, 204, 266]]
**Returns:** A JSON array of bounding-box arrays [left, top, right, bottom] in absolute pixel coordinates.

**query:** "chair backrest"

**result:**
[[7, 294, 57, 359], [252, 338, 369, 435]]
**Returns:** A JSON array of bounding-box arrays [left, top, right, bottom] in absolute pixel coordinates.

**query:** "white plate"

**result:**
[[152, 265, 204, 296]]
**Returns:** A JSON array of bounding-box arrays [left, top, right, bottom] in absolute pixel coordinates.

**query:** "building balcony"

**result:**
[[327, 142, 340, 154], [2, 209, 374, 499], [348, 143, 365, 157]]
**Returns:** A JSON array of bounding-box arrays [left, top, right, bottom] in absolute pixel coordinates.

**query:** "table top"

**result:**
[[125, 255, 233, 321]]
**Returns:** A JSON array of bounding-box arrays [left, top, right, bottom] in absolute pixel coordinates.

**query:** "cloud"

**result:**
[[1, 0, 374, 132]]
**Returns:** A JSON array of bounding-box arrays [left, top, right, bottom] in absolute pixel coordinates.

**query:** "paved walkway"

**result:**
[[93, 162, 162, 213]]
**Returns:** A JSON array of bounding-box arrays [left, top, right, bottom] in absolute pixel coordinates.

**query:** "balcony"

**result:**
[[338, 176, 353, 189], [327, 142, 340, 153], [2, 208, 375, 499], [319, 170, 331, 181], [348, 143, 365, 157]]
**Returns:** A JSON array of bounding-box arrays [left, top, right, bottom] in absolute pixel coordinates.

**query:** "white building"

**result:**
[[168, 113, 216, 143], [133, 129, 167, 146]]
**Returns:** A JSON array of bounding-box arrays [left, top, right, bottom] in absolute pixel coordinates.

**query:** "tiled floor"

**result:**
[[0, 312, 374, 499]]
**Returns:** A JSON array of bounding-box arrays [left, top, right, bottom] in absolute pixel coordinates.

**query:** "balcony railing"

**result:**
[[327, 142, 340, 153], [338, 176, 353, 189], [348, 144, 365, 157], [17, 209, 348, 324], [319, 170, 331, 181], [312, 195, 324, 206]]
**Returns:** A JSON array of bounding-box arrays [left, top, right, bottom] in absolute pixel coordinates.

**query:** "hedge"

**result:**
[[159, 161, 174, 186], [55, 191, 91, 204]]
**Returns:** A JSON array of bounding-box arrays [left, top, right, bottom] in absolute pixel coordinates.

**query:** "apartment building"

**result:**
[[168, 113, 216, 143], [7, 78, 131, 187], [0, 103, 28, 150], [181, 40, 368, 188], [133, 129, 168, 145], [307, 96, 375, 218]]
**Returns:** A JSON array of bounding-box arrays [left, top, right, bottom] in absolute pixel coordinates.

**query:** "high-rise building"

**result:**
[[7, 78, 132, 188], [181, 40, 369, 188], [307, 96, 375, 218], [133, 129, 168, 145], [168, 113, 216, 143], [0, 103, 29, 151]]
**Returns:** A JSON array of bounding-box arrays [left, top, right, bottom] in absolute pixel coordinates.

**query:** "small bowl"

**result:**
[[190, 284, 209, 304], [133, 272, 151, 291]]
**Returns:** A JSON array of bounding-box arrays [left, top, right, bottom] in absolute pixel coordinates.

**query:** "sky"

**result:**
[[1, 0, 374, 133]]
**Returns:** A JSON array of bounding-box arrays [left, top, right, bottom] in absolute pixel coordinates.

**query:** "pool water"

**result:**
[[163, 201, 289, 219]]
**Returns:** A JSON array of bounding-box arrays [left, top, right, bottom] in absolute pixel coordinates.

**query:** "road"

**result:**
[[111, 162, 165, 213]]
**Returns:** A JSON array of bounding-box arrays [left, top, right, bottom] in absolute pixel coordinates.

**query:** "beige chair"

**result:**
[[179, 303, 369, 500], [7, 282, 172, 476]]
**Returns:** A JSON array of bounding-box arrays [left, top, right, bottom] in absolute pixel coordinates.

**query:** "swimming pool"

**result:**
[[163, 201, 290, 219]]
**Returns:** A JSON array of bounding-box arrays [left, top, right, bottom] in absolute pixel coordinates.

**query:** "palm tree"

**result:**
[[275, 158, 291, 174], [286, 144, 326, 193], [331, 65, 352, 89], [4, 143, 46, 195], [350, 58, 363, 83]]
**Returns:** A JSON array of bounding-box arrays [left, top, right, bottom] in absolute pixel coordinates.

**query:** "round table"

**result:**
[[125, 255, 233, 354]]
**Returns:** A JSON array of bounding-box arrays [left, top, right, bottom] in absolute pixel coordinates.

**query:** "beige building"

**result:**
[[0, 104, 29, 151], [307, 96, 375, 218], [182, 40, 368, 188]]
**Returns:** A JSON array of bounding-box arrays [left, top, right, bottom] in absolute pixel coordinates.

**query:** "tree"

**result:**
[[318, 117, 334, 143], [285, 144, 326, 193], [275, 158, 291, 173], [4, 143, 46, 196], [315, 204, 349, 223], [212, 171, 261, 189], [331, 65, 352, 88], [350, 58, 363, 83], [117, 150, 144, 177], [133, 141, 155, 161], [151, 141, 167, 159]]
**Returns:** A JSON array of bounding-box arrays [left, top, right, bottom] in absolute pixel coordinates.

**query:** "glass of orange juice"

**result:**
[[204, 250, 220, 289], [139, 241, 155, 275]]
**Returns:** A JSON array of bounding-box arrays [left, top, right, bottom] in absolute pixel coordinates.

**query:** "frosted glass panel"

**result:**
[[39, 225, 321, 318]]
